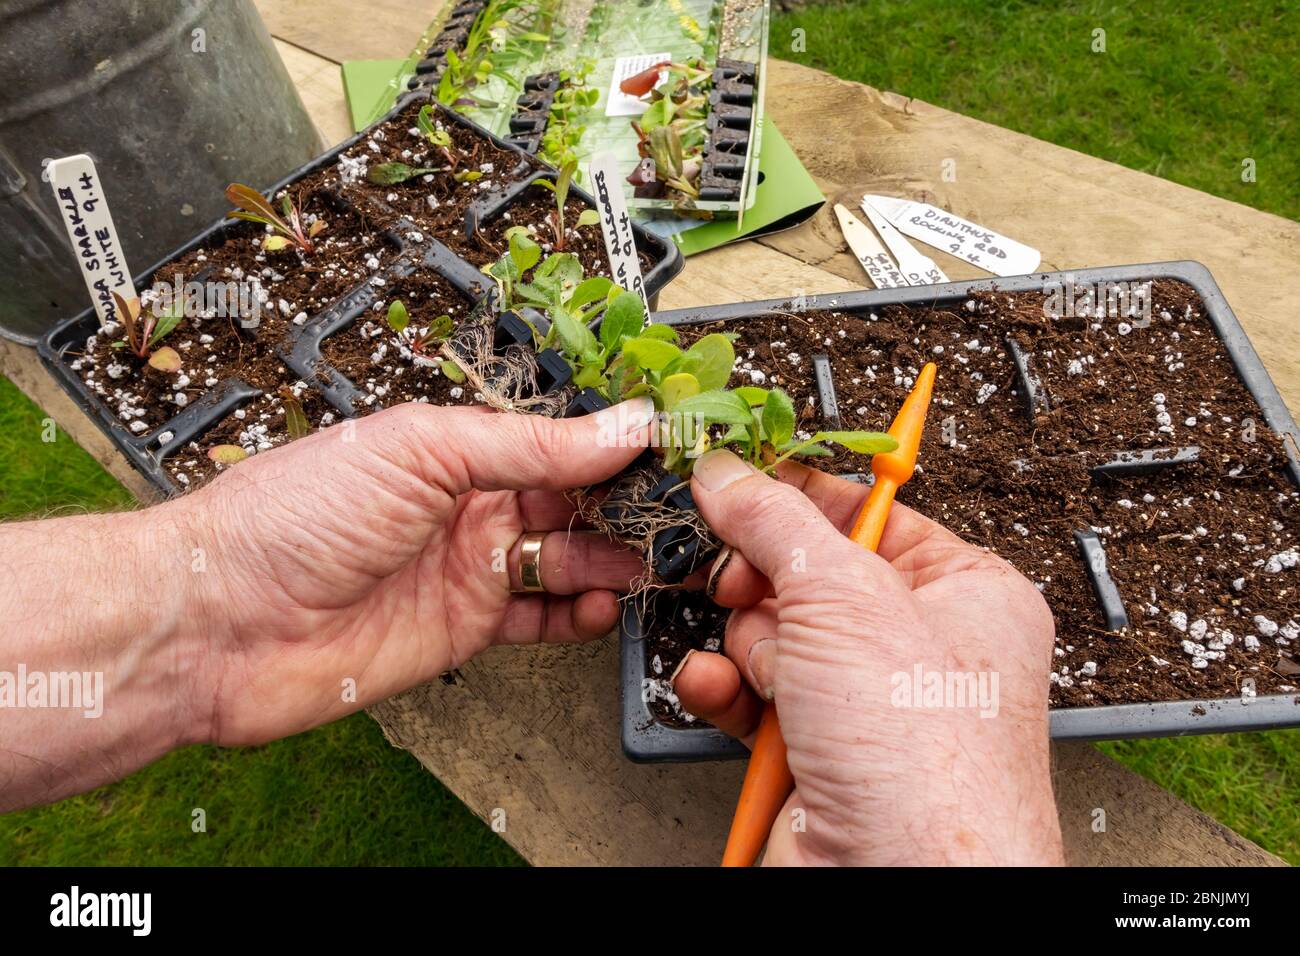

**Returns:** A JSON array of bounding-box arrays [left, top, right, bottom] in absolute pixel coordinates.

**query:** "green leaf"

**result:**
[[685, 333, 735, 391], [426, 314, 454, 342], [672, 390, 755, 427], [387, 300, 409, 333], [536, 252, 583, 290], [571, 276, 614, 311], [207, 444, 248, 464], [282, 391, 311, 439], [440, 359, 466, 383], [514, 281, 557, 309], [574, 363, 605, 389], [489, 252, 520, 284], [639, 323, 679, 343], [549, 308, 598, 361], [576, 209, 600, 227], [810, 430, 899, 454], [599, 291, 645, 352], [640, 97, 673, 131], [621, 336, 682, 371], [555, 159, 576, 209], [368, 162, 435, 184], [762, 389, 796, 449], [732, 386, 769, 406], [716, 423, 749, 447], [660, 372, 700, 410], [417, 105, 439, 141], [508, 230, 541, 273], [147, 307, 183, 348], [454, 170, 482, 182]]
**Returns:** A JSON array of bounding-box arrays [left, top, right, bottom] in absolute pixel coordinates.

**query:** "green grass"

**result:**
[[3, 0, 1298, 865], [772, 0, 1298, 221]]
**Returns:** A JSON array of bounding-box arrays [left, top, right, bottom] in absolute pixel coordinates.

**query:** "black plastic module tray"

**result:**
[[620, 261, 1300, 762], [37, 92, 683, 498]]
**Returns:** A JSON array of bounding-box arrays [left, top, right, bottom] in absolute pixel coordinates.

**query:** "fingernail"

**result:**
[[693, 449, 756, 491], [748, 639, 776, 700], [595, 396, 655, 436], [705, 546, 734, 598], [669, 649, 696, 684]]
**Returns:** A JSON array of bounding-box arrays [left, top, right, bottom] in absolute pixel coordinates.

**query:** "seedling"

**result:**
[[225, 183, 325, 254], [386, 299, 462, 379], [532, 160, 600, 251], [109, 291, 182, 370], [484, 237, 894, 476], [278, 386, 311, 439], [539, 60, 599, 171], [435, 0, 547, 109], [370, 105, 459, 183], [625, 59, 712, 204]]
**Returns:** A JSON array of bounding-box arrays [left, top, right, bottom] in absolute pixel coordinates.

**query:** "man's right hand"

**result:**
[[674, 450, 1064, 866]]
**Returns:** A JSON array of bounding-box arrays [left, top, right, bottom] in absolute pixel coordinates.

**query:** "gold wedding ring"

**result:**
[[518, 532, 547, 593]]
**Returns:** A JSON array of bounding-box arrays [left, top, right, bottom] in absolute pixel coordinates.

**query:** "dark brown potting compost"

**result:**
[[59, 98, 667, 490], [658, 279, 1299, 717]]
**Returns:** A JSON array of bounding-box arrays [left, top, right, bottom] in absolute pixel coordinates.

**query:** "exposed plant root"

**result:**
[[440, 321, 569, 417], [571, 464, 719, 602]]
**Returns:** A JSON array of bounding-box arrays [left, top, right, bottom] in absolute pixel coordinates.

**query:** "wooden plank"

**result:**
[[0, 0, 1287, 866], [255, 0, 440, 65], [273, 39, 356, 147]]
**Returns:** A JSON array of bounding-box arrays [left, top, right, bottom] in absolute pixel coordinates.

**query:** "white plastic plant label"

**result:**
[[833, 203, 908, 289], [605, 53, 672, 116], [589, 151, 647, 305], [858, 199, 950, 286], [864, 194, 1041, 277], [47, 153, 135, 328]]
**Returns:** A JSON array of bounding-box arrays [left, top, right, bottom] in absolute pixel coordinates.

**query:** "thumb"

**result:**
[[690, 449, 868, 592], [370, 396, 656, 494]]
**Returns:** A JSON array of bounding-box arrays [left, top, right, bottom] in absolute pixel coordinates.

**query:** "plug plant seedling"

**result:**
[[109, 292, 183, 370], [225, 183, 325, 253], [624, 59, 712, 205], [529, 160, 600, 251]]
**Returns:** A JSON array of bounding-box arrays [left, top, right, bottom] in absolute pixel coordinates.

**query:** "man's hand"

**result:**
[[0, 400, 652, 809], [183, 399, 655, 745], [672, 450, 1064, 866]]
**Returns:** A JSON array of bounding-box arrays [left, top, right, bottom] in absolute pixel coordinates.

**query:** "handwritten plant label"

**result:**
[[47, 154, 135, 328], [864, 194, 1041, 277], [605, 53, 672, 116], [590, 152, 647, 306], [833, 203, 908, 289], [858, 199, 950, 286]]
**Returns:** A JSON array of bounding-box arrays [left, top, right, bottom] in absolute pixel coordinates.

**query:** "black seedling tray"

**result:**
[[620, 261, 1300, 762], [37, 91, 682, 498]]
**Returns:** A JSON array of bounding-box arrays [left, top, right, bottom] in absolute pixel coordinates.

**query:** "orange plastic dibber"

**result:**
[[721, 362, 937, 867]]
